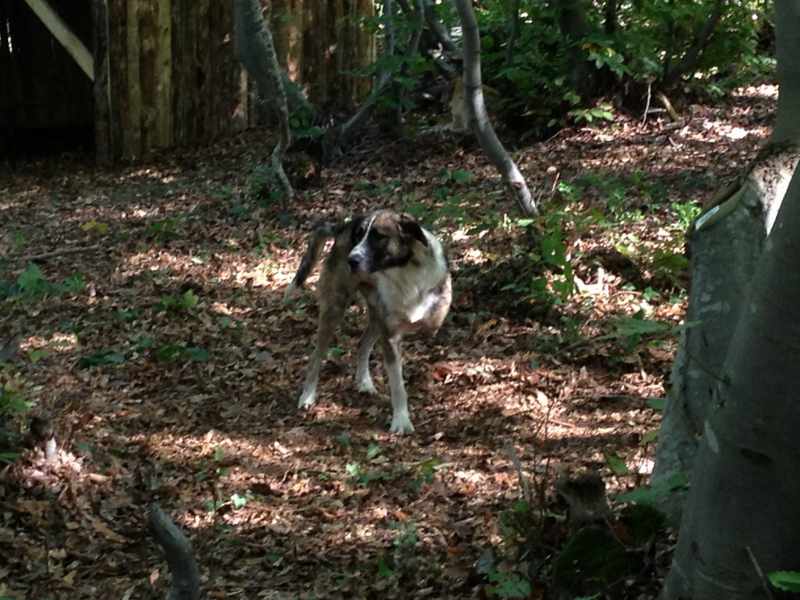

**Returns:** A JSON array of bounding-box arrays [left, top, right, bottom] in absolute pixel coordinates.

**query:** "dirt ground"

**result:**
[[0, 84, 775, 599]]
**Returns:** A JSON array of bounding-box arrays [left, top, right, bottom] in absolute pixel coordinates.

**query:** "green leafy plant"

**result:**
[[231, 492, 250, 510], [78, 349, 127, 368], [486, 570, 532, 599], [568, 102, 615, 124], [246, 163, 287, 206], [146, 217, 182, 242], [154, 343, 209, 363], [1, 263, 86, 301], [768, 571, 800, 592], [390, 520, 418, 550], [604, 452, 630, 476], [346, 461, 394, 486], [671, 200, 702, 231], [615, 470, 689, 506], [409, 457, 443, 492], [613, 313, 671, 341], [158, 290, 200, 313], [0, 383, 31, 417]]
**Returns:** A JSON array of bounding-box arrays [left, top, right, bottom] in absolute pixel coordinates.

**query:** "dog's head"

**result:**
[[348, 210, 429, 275]]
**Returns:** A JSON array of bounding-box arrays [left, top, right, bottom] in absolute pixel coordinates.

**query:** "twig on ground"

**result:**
[[504, 443, 531, 501], [746, 546, 776, 600], [9, 244, 103, 262]]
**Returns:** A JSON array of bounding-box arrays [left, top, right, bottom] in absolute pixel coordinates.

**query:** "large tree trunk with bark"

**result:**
[[652, 0, 800, 526], [660, 160, 800, 600], [452, 0, 538, 216], [652, 145, 799, 524], [658, 2, 800, 598], [233, 0, 293, 200]]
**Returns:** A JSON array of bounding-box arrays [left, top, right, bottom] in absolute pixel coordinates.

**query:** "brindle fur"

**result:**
[[285, 209, 451, 434]]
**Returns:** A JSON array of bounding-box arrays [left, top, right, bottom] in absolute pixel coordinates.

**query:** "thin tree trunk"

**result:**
[[555, 0, 594, 99], [452, 0, 538, 216], [422, 0, 458, 55], [661, 0, 726, 89], [505, 0, 522, 67], [661, 159, 800, 600], [233, 0, 293, 200], [603, 0, 618, 35]]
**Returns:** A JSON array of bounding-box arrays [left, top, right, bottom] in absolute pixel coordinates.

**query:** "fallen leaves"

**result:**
[[0, 88, 773, 599]]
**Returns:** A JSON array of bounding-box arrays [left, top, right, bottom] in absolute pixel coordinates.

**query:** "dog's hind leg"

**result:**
[[297, 265, 351, 410], [380, 336, 414, 434], [298, 300, 347, 409], [355, 308, 381, 395]]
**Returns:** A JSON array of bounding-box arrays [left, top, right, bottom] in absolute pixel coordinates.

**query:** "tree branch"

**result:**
[[148, 504, 201, 600], [662, 0, 727, 88], [453, 0, 538, 216], [233, 0, 293, 200]]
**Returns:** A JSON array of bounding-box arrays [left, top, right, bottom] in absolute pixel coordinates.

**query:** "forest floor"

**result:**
[[0, 84, 775, 600]]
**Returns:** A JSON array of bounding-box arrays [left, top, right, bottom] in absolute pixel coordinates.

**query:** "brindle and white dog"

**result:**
[[284, 209, 451, 434]]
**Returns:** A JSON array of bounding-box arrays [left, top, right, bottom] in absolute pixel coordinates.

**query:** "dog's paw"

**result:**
[[356, 379, 379, 395], [297, 390, 317, 410], [389, 412, 415, 435]]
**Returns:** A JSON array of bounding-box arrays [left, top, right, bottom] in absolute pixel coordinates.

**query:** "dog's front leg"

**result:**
[[355, 309, 381, 395], [380, 336, 414, 434]]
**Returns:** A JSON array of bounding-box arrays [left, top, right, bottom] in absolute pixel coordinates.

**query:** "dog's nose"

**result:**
[[348, 256, 360, 271]]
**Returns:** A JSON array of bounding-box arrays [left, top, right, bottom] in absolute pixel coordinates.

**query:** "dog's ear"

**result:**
[[400, 215, 428, 247], [399, 213, 428, 247]]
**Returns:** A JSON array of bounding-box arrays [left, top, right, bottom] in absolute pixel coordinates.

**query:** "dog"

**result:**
[[284, 209, 451, 434]]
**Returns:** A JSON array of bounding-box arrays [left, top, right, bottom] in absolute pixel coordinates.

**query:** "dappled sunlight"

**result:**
[[732, 83, 779, 100], [22, 332, 78, 354]]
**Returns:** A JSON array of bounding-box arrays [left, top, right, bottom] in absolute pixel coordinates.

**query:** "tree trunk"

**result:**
[[422, 0, 458, 55], [233, 0, 293, 200], [555, 0, 594, 100], [659, 2, 800, 598], [505, 0, 522, 68], [652, 0, 800, 526], [452, 0, 538, 216], [661, 0, 726, 90], [661, 160, 800, 600]]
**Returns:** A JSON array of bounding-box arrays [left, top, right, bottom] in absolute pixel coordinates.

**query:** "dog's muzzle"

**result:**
[[348, 250, 369, 273]]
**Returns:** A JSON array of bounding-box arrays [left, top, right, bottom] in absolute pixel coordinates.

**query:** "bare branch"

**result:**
[[148, 504, 201, 600]]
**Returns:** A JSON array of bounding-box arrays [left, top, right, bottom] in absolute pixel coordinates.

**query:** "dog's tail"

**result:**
[[283, 221, 338, 302]]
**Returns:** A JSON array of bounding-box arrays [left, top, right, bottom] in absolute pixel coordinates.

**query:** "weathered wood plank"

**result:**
[[126, 0, 142, 157], [92, 0, 112, 163], [156, 0, 172, 147]]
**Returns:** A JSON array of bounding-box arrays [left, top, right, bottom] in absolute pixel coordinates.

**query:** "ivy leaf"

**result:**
[[769, 571, 800, 592]]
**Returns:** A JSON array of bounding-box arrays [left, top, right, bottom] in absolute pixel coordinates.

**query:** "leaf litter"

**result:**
[[0, 84, 775, 599]]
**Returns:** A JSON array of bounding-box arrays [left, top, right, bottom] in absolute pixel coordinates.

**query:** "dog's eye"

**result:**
[[370, 231, 388, 245]]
